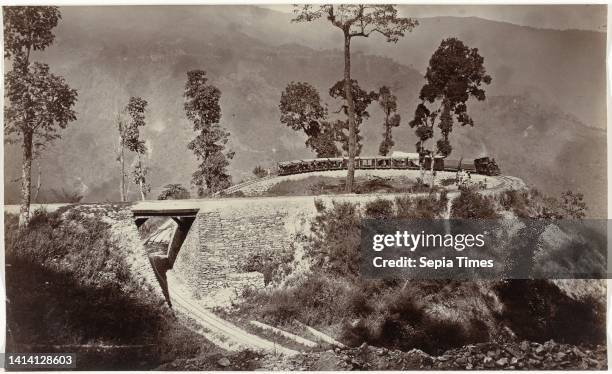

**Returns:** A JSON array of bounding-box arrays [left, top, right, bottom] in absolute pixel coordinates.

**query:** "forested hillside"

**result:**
[[4, 6, 606, 216]]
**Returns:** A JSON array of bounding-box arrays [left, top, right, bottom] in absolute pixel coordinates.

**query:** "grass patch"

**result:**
[[263, 175, 423, 196]]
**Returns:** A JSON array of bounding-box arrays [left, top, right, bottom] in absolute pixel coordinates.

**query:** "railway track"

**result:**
[[167, 272, 298, 356], [217, 174, 278, 196]]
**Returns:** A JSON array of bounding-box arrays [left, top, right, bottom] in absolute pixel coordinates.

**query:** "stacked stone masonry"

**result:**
[[169, 194, 415, 306]]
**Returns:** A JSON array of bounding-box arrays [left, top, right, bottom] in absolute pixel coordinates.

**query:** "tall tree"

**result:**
[[293, 5, 417, 192], [409, 37, 492, 190], [329, 79, 377, 156], [4, 7, 78, 226], [184, 70, 234, 196], [376, 86, 401, 156], [116, 97, 147, 201]]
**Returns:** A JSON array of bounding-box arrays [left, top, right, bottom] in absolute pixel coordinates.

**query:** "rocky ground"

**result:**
[[157, 339, 606, 371]]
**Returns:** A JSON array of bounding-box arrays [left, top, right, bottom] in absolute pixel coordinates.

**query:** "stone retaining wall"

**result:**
[[170, 194, 411, 307], [171, 196, 319, 306]]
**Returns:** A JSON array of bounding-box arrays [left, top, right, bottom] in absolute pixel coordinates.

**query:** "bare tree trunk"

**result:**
[[139, 181, 146, 201], [430, 151, 436, 193], [380, 110, 390, 156], [119, 146, 125, 202], [19, 131, 33, 227], [419, 149, 426, 182], [343, 33, 357, 193], [429, 122, 437, 194], [33, 160, 41, 203], [137, 156, 146, 201], [125, 173, 131, 200]]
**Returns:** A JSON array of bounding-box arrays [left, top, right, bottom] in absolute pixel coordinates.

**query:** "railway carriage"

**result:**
[[443, 159, 461, 172], [461, 161, 477, 173], [277, 154, 500, 176], [421, 155, 445, 171]]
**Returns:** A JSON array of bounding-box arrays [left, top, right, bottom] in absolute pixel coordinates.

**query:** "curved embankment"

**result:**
[[220, 169, 523, 197]]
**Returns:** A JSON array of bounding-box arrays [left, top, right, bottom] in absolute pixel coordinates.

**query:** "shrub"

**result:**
[[364, 199, 394, 219], [497, 189, 530, 217], [310, 201, 362, 277], [240, 247, 295, 285], [255, 274, 346, 326], [419, 318, 470, 354], [560, 190, 587, 219], [418, 191, 448, 218], [341, 318, 376, 347], [157, 184, 190, 200], [496, 188, 588, 219], [253, 165, 268, 178], [439, 177, 456, 187], [396, 193, 447, 219], [394, 195, 413, 216], [338, 283, 491, 354], [451, 186, 499, 219], [342, 288, 375, 316]]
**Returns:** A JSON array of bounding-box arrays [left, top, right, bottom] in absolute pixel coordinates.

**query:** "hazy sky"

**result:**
[[261, 4, 607, 32]]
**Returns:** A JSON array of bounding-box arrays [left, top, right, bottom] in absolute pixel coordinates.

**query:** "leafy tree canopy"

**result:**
[[120, 96, 148, 154], [280, 81, 327, 138], [377, 86, 401, 156], [279, 82, 342, 158], [3, 6, 61, 61], [329, 79, 377, 124], [184, 70, 221, 132], [5, 62, 78, 147], [292, 5, 417, 42], [410, 37, 491, 157], [330, 79, 376, 155]]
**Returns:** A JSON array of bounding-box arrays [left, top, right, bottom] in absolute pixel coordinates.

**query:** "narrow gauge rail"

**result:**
[[277, 155, 500, 176]]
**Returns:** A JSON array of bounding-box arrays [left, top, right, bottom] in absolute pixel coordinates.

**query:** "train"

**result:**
[[277, 153, 501, 176]]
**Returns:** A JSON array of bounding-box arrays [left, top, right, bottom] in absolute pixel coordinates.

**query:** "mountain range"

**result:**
[[3, 6, 606, 216]]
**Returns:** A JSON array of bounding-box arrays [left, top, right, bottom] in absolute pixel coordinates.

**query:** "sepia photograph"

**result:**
[[1, 3, 608, 371]]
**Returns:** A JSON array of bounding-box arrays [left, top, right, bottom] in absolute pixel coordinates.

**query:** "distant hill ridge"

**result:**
[[3, 6, 606, 217]]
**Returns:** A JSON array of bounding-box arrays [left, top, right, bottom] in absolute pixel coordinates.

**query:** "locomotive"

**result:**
[[277, 154, 500, 177]]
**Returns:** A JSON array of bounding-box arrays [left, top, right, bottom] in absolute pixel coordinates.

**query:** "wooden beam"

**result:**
[[133, 208, 199, 217]]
